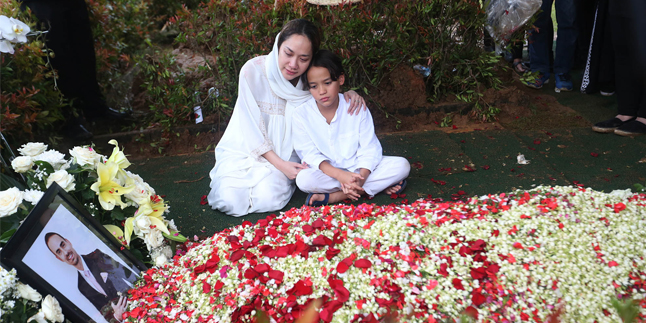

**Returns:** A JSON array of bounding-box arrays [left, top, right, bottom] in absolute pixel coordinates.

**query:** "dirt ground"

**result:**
[[96, 64, 590, 160]]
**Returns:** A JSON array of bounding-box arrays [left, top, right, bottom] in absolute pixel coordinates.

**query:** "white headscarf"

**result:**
[[265, 33, 312, 102], [265, 33, 312, 159]]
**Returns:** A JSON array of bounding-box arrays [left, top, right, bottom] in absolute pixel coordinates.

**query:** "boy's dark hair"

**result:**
[[277, 19, 321, 55], [302, 49, 345, 89]]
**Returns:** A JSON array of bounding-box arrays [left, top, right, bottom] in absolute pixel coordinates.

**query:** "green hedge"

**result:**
[[161, 0, 502, 125], [0, 0, 156, 143], [0, 1, 66, 142]]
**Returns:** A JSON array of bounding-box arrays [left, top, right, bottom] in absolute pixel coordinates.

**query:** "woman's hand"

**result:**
[[343, 90, 367, 115], [277, 160, 308, 180]]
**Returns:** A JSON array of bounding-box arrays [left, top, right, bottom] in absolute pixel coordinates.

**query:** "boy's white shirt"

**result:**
[[293, 94, 382, 173]]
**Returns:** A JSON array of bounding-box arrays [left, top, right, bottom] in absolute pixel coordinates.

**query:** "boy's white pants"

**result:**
[[295, 156, 411, 196]]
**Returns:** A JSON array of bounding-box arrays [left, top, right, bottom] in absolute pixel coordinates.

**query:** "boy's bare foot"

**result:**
[[307, 191, 353, 206], [384, 180, 405, 195]]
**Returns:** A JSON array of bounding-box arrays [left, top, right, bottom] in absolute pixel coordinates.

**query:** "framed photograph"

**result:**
[[0, 183, 147, 323]]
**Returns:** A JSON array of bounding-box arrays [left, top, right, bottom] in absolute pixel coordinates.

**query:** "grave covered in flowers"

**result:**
[[124, 186, 646, 322]]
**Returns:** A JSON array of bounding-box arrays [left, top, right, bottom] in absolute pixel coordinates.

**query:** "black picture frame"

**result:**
[[0, 182, 147, 323]]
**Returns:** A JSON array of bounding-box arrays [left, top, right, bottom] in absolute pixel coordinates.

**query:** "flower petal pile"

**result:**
[[125, 186, 646, 322]]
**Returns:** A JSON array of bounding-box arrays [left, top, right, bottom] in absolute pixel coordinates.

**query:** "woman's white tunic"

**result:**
[[207, 39, 310, 216]]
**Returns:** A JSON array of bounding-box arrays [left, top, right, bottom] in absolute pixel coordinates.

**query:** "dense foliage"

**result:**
[[0, 1, 65, 143], [167, 0, 502, 122], [2, 0, 511, 140]]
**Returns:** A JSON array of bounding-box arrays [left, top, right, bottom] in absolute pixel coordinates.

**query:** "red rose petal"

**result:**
[[464, 306, 479, 320], [470, 267, 487, 280], [336, 257, 354, 274], [325, 247, 341, 260], [471, 291, 486, 306], [255, 263, 271, 274], [354, 259, 372, 269], [268, 270, 284, 283], [243, 268, 258, 279], [287, 280, 313, 296], [229, 250, 245, 262], [452, 278, 465, 290]]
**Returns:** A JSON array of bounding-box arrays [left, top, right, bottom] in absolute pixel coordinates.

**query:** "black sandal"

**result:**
[[305, 193, 330, 207]]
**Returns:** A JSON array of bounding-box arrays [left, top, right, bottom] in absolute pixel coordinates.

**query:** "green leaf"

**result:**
[[0, 229, 17, 243], [82, 189, 95, 200], [111, 207, 125, 221], [129, 247, 144, 262], [33, 160, 54, 175], [163, 230, 188, 243]]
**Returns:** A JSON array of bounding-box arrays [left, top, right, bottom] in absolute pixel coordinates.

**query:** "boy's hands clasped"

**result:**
[[337, 170, 365, 200]]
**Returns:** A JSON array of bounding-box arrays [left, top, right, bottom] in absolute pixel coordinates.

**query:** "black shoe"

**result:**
[[104, 106, 132, 119], [592, 117, 636, 133], [65, 121, 93, 141], [614, 120, 646, 136], [84, 97, 131, 121]]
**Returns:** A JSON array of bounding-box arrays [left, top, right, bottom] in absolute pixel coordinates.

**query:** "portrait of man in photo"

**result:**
[[44, 232, 137, 322]]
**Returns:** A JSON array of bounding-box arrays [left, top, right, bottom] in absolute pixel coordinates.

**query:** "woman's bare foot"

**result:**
[[384, 181, 404, 195]]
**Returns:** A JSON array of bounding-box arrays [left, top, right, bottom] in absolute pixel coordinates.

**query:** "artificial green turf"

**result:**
[[125, 71, 645, 237], [128, 127, 646, 238]]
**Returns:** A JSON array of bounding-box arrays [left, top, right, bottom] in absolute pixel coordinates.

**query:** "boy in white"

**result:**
[[293, 50, 410, 206]]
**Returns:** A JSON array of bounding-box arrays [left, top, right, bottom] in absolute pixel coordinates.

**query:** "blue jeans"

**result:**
[[529, 0, 578, 75]]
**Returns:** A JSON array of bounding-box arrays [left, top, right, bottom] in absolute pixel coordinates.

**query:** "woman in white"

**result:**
[[207, 19, 365, 217]]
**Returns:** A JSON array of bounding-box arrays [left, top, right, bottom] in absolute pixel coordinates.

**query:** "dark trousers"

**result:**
[[529, 0, 578, 75], [609, 0, 646, 118], [21, 0, 104, 119]]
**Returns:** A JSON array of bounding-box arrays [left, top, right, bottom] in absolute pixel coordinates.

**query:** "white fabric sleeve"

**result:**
[[354, 108, 383, 172], [292, 109, 329, 170], [225, 61, 274, 161]]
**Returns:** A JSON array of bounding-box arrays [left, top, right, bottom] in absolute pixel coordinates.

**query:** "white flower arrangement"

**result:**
[[2, 141, 186, 263], [0, 267, 63, 322], [123, 186, 646, 322]]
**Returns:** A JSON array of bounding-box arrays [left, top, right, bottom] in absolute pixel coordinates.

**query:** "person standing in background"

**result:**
[[20, 0, 128, 141], [591, 0, 646, 136], [523, 0, 578, 92]]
